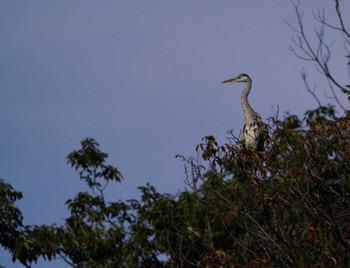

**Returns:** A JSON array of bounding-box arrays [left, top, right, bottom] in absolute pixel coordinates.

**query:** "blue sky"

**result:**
[[0, 1, 348, 267]]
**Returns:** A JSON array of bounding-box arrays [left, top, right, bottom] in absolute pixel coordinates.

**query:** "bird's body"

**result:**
[[222, 73, 266, 151]]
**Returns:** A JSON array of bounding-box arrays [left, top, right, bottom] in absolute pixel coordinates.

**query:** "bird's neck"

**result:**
[[241, 79, 257, 120]]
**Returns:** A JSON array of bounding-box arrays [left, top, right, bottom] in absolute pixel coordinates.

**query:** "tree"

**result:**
[[24, 138, 167, 267], [1, 1, 350, 267], [173, 109, 350, 267], [287, 0, 350, 108], [0, 179, 32, 267]]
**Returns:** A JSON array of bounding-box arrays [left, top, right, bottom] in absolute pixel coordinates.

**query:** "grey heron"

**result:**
[[222, 73, 267, 151]]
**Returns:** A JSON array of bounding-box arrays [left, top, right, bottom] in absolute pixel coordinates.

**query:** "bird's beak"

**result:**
[[222, 77, 237, 83]]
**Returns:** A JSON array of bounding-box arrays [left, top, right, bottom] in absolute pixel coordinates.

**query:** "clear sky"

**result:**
[[0, 1, 348, 267]]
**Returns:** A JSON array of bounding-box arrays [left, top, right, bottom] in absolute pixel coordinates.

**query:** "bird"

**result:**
[[222, 73, 267, 151]]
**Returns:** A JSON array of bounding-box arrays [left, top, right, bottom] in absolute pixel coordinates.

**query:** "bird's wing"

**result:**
[[243, 117, 268, 150]]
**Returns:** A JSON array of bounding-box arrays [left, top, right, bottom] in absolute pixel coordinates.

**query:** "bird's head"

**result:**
[[222, 73, 251, 83]]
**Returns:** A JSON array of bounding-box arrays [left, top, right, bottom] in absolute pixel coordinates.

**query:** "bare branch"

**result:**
[[335, 0, 350, 39], [326, 76, 346, 110], [300, 69, 322, 107], [287, 0, 350, 109]]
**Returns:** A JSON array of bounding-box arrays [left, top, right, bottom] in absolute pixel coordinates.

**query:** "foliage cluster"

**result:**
[[1, 108, 350, 267]]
